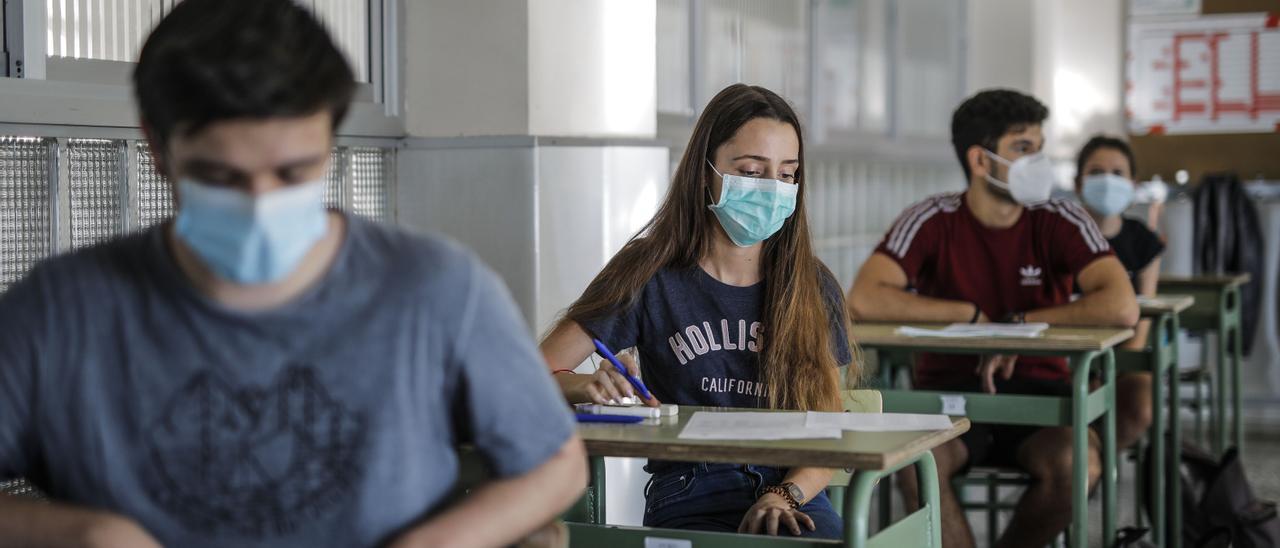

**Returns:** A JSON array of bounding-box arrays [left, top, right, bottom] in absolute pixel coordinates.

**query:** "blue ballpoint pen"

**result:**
[[575, 413, 644, 424], [591, 338, 654, 401]]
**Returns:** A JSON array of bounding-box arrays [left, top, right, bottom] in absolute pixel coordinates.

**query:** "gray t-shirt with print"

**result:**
[[0, 214, 574, 547]]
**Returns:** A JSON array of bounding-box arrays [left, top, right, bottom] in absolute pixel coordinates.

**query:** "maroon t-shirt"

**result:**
[[874, 192, 1113, 388]]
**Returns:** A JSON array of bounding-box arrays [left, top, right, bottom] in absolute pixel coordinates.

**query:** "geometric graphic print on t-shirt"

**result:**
[[875, 192, 1114, 388], [143, 365, 366, 538], [581, 266, 852, 409]]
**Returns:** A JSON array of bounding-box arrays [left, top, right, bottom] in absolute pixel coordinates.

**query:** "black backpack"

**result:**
[[1146, 442, 1280, 547]]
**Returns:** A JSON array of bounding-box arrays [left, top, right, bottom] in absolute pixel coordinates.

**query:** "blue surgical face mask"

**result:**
[[1081, 173, 1135, 217], [705, 160, 798, 247], [174, 178, 329, 284]]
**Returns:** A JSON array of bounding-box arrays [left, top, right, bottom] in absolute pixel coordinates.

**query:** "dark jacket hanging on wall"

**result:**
[[1193, 172, 1264, 354]]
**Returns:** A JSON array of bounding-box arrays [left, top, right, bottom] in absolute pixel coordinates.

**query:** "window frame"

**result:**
[[0, 0, 402, 137], [656, 0, 967, 160]]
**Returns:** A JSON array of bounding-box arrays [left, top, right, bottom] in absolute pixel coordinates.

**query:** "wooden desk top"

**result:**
[[1138, 295, 1196, 316], [1159, 274, 1251, 288], [578, 406, 970, 471], [848, 323, 1134, 353]]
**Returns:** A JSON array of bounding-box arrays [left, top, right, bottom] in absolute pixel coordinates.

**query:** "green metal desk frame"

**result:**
[[569, 451, 944, 548], [1115, 297, 1190, 548], [1157, 276, 1248, 457], [871, 347, 1119, 548]]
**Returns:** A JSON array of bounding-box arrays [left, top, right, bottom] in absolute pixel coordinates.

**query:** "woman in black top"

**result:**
[[1074, 135, 1164, 449]]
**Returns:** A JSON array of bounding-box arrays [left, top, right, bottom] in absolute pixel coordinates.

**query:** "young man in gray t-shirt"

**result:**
[[0, 1, 585, 546]]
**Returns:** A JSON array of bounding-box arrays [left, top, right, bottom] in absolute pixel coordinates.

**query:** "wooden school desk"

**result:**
[[1157, 274, 1250, 457], [570, 406, 970, 548], [1117, 295, 1193, 548], [850, 323, 1133, 548]]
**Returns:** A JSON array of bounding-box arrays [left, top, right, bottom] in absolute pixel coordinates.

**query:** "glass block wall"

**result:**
[[0, 137, 54, 292], [323, 149, 345, 209], [0, 136, 396, 294], [806, 156, 964, 287], [134, 143, 174, 231], [350, 147, 393, 222], [68, 139, 125, 249]]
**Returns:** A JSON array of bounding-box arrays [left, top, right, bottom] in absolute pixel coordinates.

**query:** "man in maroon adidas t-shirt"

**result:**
[[847, 89, 1138, 548]]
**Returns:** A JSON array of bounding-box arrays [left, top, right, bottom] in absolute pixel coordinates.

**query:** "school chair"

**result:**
[[874, 352, 1074, 548], [824, 389, 884, 517]]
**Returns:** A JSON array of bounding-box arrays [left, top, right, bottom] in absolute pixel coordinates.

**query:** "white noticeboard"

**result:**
[[1127, 14, 1280, 135]]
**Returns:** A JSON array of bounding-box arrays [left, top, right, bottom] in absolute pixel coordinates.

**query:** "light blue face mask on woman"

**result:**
[[174, 178, 329, 284], [706, 160, 799, 247], [1081, 173, 1135, 217]]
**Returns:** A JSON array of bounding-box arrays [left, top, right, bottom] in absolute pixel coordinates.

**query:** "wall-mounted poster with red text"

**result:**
[[1127, 13, 1280, 135]]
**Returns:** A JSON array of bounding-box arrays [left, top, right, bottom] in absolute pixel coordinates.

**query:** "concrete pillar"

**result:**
[[396, 0, 667, 333]]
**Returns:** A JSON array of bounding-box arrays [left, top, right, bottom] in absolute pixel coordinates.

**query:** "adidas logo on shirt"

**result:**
[[1019, 265, 1043, 286]]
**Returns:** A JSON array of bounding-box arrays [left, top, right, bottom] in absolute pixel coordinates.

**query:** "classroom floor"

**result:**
[[952, 422, 1280, 547]]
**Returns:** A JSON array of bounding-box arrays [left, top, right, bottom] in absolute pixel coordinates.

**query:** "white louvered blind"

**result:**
[[45, 0, 371, 81]]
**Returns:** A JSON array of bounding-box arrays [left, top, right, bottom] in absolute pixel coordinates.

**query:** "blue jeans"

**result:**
[[642, 462, 843, 539]]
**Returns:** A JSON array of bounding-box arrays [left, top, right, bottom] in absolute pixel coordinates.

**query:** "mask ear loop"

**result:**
[[981, 149, 1013, 190], [705, 159, 722, 206]]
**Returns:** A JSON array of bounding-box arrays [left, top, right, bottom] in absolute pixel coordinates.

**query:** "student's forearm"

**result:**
[[1122, 318, 1152, 350], [0, 496, 159, 548], [848, 285, 975, 323], [391, 436, 589, 548], [780, 467, 835, 506], [1024, 287, 1138, 327]]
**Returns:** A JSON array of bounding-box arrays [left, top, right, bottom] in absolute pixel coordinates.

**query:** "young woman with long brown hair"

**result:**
[[540, 84, 855, 539]]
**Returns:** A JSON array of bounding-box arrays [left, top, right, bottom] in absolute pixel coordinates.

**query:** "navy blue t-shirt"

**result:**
[[579, 266, 852, 410]]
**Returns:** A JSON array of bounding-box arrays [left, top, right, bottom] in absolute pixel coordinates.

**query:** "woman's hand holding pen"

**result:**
[[564, 353, 661, 408]]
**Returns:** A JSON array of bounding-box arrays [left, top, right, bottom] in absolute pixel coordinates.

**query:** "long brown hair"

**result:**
[[562, 84, 854, 412]]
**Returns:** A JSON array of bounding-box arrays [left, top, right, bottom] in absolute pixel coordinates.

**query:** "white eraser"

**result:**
[[574, 403, 680, 418]]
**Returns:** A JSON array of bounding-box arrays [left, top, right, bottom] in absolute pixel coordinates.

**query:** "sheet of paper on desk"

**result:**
[[895, 323, 1049, 338], [805, 412, 954, 432], [677, 412, 842, 440]]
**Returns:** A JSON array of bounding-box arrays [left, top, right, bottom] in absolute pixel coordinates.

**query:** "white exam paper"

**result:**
[[804, 412, 955, 432], [677, 412, 842, 440], [895, 323, 1049, 339]]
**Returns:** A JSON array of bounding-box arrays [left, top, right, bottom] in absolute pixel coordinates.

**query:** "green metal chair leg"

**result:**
[[1070, 352, 1093, 548], [847, 452, 942, 548], [986, 475, 998, 548], [1070, 350, 1116, 548], [1172, 318, 1182, 548], [1102, 350, 1118, 546], [1230, 304, 1244, 454], [848, 468, 879, 548], [1215, 328, 1229, 456], [917, 452, 943, 548]]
